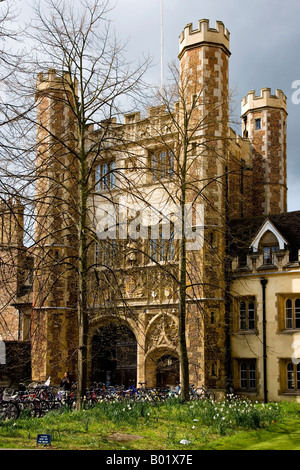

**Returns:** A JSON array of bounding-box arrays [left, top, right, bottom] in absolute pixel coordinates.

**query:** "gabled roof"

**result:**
[[250, 219, 288, 251], [229, 211, 300, 262]]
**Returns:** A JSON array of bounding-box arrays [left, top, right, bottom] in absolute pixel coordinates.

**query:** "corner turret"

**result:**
[[241, 88, 288, 216], [179, 19, 230, 59]]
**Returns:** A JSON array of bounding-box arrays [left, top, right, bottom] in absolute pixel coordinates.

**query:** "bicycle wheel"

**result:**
[[27, 401, 39, 417], [38, 400, 50, 417], [206, 390, 216, 401], [194, 388, 207, 400], [50, 399, 63, 411], [0, 401, 20, 420]]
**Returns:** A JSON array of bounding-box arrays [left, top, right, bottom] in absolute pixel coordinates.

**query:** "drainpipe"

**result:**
[[260, 278, 268, 403], [224, 166, 232, 393]]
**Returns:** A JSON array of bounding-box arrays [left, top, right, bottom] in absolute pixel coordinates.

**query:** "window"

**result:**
[[243, 116, 248, 138], [95, 161, 116, 192], [263, 245, 278, 265], [238, 250, 248, 268], [149, 226, 175, 263], [95, 239, 118, 267], [240, 361, 256, 390], [150, 149, 175, 181], [239, 299, 256, 331], [278, 295, 300, 332], [25, 269, 34, 286], [255, 118, 261, 130], [287, 362, 300, 391], [257, 230, 279, 266], [211, 363, 217, 377], [285, 298, 300, 330]]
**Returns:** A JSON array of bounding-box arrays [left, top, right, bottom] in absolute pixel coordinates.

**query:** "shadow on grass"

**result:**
[[211, 419, 300, 450]]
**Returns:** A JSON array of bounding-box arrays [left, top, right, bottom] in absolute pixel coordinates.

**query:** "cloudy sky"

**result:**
[[19, 0, 300, 212], [111, 0, 300, 212]]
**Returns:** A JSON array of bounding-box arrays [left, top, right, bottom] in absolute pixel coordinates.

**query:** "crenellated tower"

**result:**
[[178, 20, 231, 389], [241, 88, 287, 216], [32, 69, 79, 383], [178, 19, 230, 231], [24, 19, 290, 395]]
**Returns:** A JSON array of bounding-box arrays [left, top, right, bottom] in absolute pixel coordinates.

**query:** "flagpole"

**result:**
[[160, 0, 164, 92]]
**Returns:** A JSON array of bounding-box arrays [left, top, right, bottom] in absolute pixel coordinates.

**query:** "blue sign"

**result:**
[[36, 434, 52, 446]]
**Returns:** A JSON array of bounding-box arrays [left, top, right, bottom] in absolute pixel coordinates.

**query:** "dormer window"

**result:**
[[250, 220, 287, 265], [258, 230, 279, 265], [263, 245, 278, 265]]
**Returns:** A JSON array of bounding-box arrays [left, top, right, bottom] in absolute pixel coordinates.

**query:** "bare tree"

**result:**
[[0, 1, 36, 387], [0, 0, 150, 407], [0, 6, 252, 405], [111, 58, 249, 401]]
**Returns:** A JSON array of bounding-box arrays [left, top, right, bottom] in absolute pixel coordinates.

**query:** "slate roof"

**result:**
[[229, 211, 300, 262]]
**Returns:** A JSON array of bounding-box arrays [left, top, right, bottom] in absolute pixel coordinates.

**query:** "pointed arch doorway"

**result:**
[[91, 323, 137, 388], [156, 354, 180, 388]]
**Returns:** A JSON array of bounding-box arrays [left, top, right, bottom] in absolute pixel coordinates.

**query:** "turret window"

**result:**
[[255, 118, 261, 130]]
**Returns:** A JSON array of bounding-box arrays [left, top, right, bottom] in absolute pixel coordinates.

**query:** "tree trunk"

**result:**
[[76, 125, 88, 410]]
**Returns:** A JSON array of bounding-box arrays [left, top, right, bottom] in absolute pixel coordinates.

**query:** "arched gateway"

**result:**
[[91, 323, 137, 388], [156, 354, 180, 388]]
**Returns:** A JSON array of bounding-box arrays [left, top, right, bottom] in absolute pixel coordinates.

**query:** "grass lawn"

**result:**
[[210, 419, 300, 450], [0, 398, 299, 450]]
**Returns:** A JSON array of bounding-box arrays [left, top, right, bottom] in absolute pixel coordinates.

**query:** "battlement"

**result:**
[[241, 88, 287, 115], [36, 69, 78, 97], [179, 19, 230, 58], [124, 112, 141, 124]]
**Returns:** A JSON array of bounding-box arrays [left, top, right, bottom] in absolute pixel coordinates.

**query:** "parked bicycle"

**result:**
[[5, 386, 49, 418], [189, 384, 216, 401], [0, 388, 20, 421], [0, 400, 20, 421]]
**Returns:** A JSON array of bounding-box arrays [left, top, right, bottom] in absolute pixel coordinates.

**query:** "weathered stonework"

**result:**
[[0, 20, 291, 396], [241, 88, 287, 216]]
